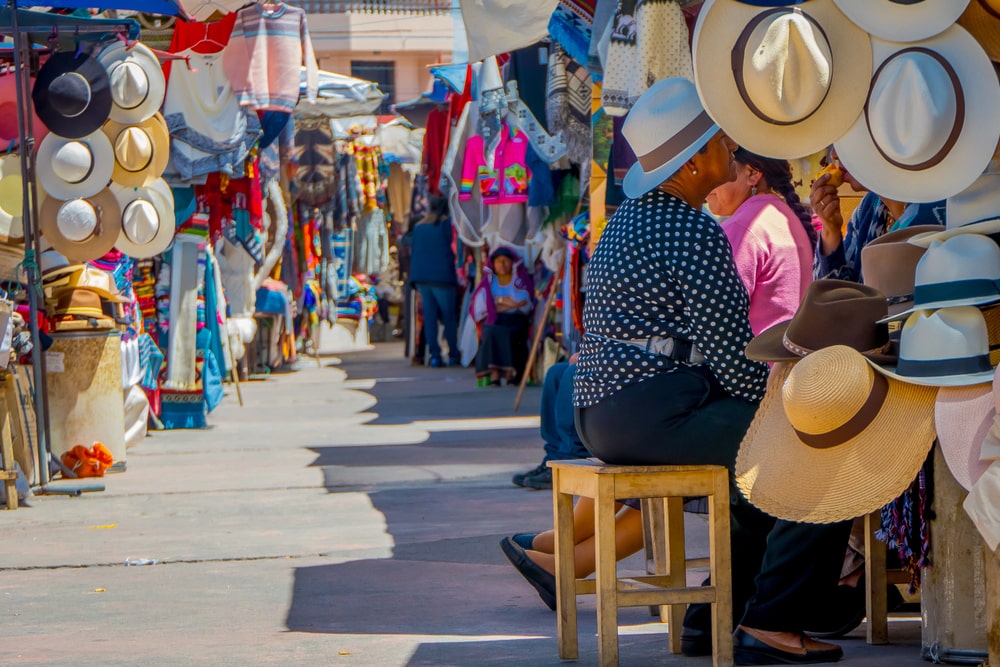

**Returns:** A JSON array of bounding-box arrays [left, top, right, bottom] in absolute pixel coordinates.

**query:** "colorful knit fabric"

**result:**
[[877, 452, 934, 592], [549, 0, 595, 65]]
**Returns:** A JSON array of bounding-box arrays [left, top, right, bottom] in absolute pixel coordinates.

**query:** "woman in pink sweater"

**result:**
[[707, 148, 815, 335]]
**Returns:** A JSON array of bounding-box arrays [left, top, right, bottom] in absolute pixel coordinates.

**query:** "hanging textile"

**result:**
[[546, 44, 593, 165], [548, 0, 596, 66], [293, 117, 336, 206]]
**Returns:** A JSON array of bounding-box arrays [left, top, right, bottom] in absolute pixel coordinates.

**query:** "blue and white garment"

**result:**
[[573, 189, 768, 408]]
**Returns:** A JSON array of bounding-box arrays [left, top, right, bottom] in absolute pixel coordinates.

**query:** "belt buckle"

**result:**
[[646, 336, 675, 357]]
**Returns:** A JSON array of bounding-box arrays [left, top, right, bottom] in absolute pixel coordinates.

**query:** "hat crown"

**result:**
[[623, 78, 713, 175], [946, 160, 1000, 229], [900, 307, 989, 363], [122, 199, 159, 244], [743, 10, 833, 124], [56, 199, 98, 242], [862, 226, 938, 301], [52, 141, 94, 184], [783, 345, 875, 438], [783, 280, 889, 353], [916, 234, 1000, 286], [48, 71, 92, 118], [114, 127, 153, 172], [868, 51, 958, 167], [109, 61, 149, 110]]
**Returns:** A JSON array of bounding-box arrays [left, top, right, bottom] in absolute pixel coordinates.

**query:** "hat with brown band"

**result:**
[[835, 26, 1000, 204], [39, 189, 122, 263], [833, 0, 970, 42], [745, 279, 896, 363], [49, 287, 108, 320], [735, 346, 938, 524], [692, 0, 872, 159], [102, 113, 170, 188], [861, 224, 945, 316], [958, 0, 1000, 63]]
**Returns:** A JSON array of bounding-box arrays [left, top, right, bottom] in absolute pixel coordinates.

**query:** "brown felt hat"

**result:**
[[861, 224, 946, 316], [745, 279, 895, 363]]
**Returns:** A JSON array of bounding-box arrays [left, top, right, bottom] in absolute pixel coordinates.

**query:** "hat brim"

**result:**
[[39, 189, 122, 263], [835, 26, 1000, 204], [868, 357, 994, 388], [878, 294, 1000, 323], [111, 179, 176, 258], [0, 154, 24, 244], [834, 0, 970, 42], [693, 0, 873, 159], [745, 319, 898, 364], [31, 52, 112, 139], [908, 220, 1000, 248], [735, 361, 937, 524], [36, 131, 115, 200], [936, 384, 994, 491], [103, 113, 170, 188], [959, 0, 1000, 62], [622, 123, 719, 199], [97, 42, 167, 124]]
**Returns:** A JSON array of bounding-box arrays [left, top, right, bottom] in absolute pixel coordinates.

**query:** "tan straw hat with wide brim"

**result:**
[[692, 0, 872, 159], [0, 153, 25, 244], [102, 113, 169, 188], [959, 0, 1000, 63], [735, 346, 937, 524], [39, 189, 122, 263]]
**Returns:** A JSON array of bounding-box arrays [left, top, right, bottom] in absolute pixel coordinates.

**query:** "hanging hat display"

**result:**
[[49, 288, 108, 320], [31, 51, 113, 139], [110, 179, 175, 258], [97, 41, 166, 124], [0, 71, 48, 152], [692, 0, 873, 159], [0, 154, 25, 244], [833, 0, 971, 42], [834, 26, 1000, 204], [36, 130, 115, 200], [959, 0, 1000, 62], [39, 189, 122, 262], [861, 225, 945, 316], [908, 161, 1000, 247], [735, 346, 937, 524], [102, 114, 170, 188]]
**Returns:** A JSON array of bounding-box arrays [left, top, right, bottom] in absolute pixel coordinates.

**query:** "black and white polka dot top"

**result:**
[[573, 190, 768, 408]]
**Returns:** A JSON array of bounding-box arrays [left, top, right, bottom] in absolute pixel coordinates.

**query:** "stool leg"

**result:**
[[554, 474, 579, 660], [709, 473, 733, 667], [665, 496, 686, 653], [639, 498, 660, 618], [865, 510, 889, 645], [595, 477, 619, 666]]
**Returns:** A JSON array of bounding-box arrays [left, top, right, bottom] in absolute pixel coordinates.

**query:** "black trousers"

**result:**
[[576, 366, 851, 633]]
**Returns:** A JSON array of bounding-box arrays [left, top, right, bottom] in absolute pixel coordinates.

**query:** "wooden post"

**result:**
[[513, 275, 560, 412]]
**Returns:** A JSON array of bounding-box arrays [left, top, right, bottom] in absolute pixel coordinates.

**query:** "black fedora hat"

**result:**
[[32, 51, 112, 139]]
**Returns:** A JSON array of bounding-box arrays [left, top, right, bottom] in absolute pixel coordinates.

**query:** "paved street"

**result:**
[[0, 339, 928, 665]]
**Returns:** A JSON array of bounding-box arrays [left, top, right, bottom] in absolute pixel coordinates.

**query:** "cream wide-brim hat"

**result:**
[[908, 161, 1000, 247], [102, 113, 170, 188], [0, 153, 25, 244], [835, 26, 1000, 205], [735, 347, 937, 524], [692, 0, 872, 160], [959, 0, 1000, 63], [39, 189, 122, 263], [834, 0, 970, 42], [111, 178, 175, 258], [936, 379, 994, 492], [97, 41, 166, 124], [36, 130, 115, 201]]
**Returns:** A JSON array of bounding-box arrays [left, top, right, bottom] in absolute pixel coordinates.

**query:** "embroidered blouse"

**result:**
[[573, 190, 768, 408]]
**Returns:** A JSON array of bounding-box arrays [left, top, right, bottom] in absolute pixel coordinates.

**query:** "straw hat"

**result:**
[[833, 0, 970, 42], [49, 288, 107, 320], [36, 130, 115, 200], [0, 154, 25, 244], [936, 376, 994, 492], [908, 161, 1000, 247], [745, 280, 895, 363], [31, 51, 113, 139], [44, 265, 126, 303], [958, 0, 1000, 63], [102, 114, 169, 188], [621, 78, 720, 199], [735, 346, 937, 524], [881, 234, 1000, 322], [835, 26, 1000, 204], [97, 42, 166, 124], [875, 307, 995, 387], [110, 179, 175, 258], [692, 0, 872, 159], [39, 189, 122, 263], [861, 225, 945, 316], [0, 71, 48, 152]]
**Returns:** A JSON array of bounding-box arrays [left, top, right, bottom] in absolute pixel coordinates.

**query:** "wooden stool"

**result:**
[[640, 497, 711, 621], [865, 510, 913, 644], [549, 459, 733, 667]]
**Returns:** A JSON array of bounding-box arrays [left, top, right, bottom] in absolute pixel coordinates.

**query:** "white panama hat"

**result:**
[[833, 0, 971, 42]]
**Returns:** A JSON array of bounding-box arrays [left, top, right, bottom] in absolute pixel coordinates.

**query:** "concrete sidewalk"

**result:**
[[0, 340, 928, 666]]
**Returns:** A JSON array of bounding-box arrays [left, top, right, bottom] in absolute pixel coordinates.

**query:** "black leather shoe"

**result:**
[[680, 626, 712, 657], [512, 463, 546, 487], [499, 537, 557, 611], [734, 628, 843, 665]]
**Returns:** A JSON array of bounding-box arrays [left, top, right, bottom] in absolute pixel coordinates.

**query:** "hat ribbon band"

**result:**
[[782, 332, 891, 358], [895, 354, 992, 379], [636, 110, 717, 173], [793, 371, 889, 450], [914, 278, 1000, 306]]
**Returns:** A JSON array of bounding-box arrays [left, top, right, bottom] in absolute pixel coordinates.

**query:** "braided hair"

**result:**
[[733, 147, 817, 245]]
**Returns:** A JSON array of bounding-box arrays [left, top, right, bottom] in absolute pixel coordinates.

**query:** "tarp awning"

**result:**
[[296, 68, 386, 118], [0, 8, 142, 43], [12, 0, 186, 17], [287, 0, 450, 14]]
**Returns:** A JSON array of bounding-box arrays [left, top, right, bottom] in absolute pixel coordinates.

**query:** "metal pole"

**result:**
[[10, 3, 52, 486]]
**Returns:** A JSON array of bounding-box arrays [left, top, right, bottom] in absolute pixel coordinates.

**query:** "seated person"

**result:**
[[469, 246, 535, 385]]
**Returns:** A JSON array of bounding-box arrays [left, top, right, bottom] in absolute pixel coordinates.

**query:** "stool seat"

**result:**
[[549, 459, 733, 667]]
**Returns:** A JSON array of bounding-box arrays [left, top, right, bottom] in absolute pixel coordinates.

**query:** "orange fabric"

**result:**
[[61, 442, 114, 478]]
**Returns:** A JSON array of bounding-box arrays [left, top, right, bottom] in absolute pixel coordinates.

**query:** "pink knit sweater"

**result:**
[[223, 3, 319, 112], [721, 194, 813, 336]]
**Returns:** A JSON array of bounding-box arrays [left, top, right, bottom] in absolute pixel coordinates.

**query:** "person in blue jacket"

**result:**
[[409, 195, 460, 367]]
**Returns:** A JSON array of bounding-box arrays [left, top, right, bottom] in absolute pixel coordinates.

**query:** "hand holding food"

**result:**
[[817, 162, 845, 188]]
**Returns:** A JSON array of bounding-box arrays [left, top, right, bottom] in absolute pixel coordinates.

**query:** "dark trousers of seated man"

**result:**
[[576, 364, 852, 634]]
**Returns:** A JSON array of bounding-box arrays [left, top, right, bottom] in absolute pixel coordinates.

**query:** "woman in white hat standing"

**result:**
[[500, 78, 850, 665]]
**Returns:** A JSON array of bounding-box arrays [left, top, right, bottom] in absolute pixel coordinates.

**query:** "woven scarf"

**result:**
[[549, 0, 596, 66], [546, 44, 593, 166]]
